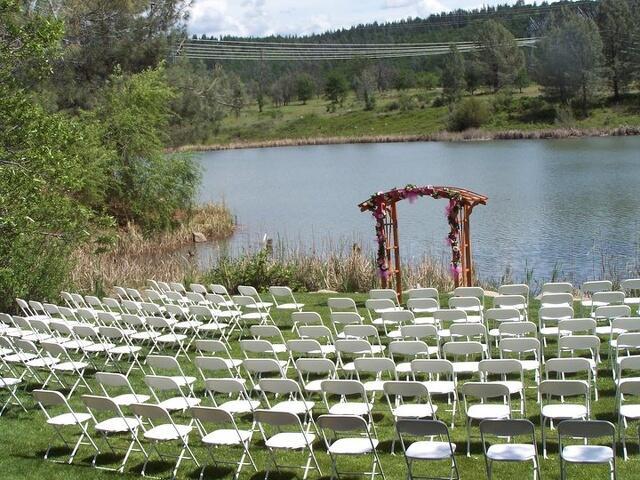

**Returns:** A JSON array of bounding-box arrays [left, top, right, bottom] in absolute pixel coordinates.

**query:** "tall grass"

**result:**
[[71, 203, 234, 294]]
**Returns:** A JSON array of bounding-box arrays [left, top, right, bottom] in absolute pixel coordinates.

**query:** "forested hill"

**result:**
[[195, 0, 599, 43]]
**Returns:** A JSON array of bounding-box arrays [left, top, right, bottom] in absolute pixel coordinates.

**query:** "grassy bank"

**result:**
[[71, 203, 235, 295], [170, 87, 640, 151], [0, 292, 632, 480]]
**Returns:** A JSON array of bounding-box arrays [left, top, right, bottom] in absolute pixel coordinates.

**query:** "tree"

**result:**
[[393, 69, 416, 91], [597, 0, 635, 99], [416, 72, 439, 91], [534, 9, 604, 114], [295, 74, 315, 104], [324, 71, 348, 112], [514, 67, 530, 93], [474, 20, 525, 91], [441, 45, 466, 104], [230, 75, 246, 118], [355, 67, 377, 111], [465, 60, 483, 95]]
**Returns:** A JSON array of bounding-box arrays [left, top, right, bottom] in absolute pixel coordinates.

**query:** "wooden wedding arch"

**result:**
[[358, 185, 488, 299]]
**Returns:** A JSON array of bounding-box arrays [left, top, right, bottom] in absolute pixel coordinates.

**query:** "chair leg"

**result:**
[[466, 418, 472, 457]]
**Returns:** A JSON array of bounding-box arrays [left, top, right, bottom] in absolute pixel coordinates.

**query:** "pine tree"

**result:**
[[441, 45, 466, 104]]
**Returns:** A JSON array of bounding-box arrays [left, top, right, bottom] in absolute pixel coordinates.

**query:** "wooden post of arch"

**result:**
[[459, 204, 474, 288]]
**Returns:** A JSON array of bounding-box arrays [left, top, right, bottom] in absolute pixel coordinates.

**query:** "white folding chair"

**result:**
[[493, 294, 527, 320], [407, 298, 439, 325], [98, 326, 145, 376], [498, 284, 529, 308], [95, 372, 150, 407], [541, 282, 573, 295], [145, 315, 189, 358], [538, 306, 574, 346], [0, 349, 26, 416], [194, 339, 242, 374], [442, 341, 485, 376], [406, 287, 439, 302], [354, 357, 398, 398], [328, 297, 361, 316], [617, 379, 640, 460], [453, 286, 485, 304], [130, 402, 200, 479], [297, 325, 336, 356], [539, 379, 590, 458], [449, 296, 483, 323], [82, 394, 144, 472], [237, 285, 273, 309], [318, 414, 386, 480], [330, 312, 363, 339], [396, 419, 458, 480], [580, 280, 613, 314], [460, 382, 511, 456], [384, 381, 437, 453], [269, 286, 304, 311], [499, 337, 542, 387], [486, 307, 522, 345], [558, 420, 616, 480], [557, 336, 600, 399], [433, 309, 468, 341], [295, 358, 337, 398], [33, 389, 98, 464], [321, 379, 372, 420], [147, 355, 196, 395], [622, 279, 640, 312], [191, 406, 257, 480], [593, 305, 631, 336], [144, 375, 200, 413], [258, 378, 316, 431], [40, 341, 92, 398], [255, 409, 322, 480], [390, 341, 434, 378], [479, 359, 526, 415], [369, 288, 400, 306], [480, 419, 540, 480], [411, 359, 458, 427], [204, 378, 260, 416]]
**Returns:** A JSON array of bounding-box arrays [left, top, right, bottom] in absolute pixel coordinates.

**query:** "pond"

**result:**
[[196, 136, 640, 283]]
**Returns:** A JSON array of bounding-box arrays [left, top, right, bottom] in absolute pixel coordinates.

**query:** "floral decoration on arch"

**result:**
[[359, 184, 465, 280]]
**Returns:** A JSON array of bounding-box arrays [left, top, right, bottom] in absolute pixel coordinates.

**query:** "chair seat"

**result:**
[[539, 327, 559, 336], [109, 346, 142, 355], [413, 317, 437, 325], [219, 399, 260, 414], [0, 377, 20, 387], [22, 333, 52, 342], [4, 353, 38, 363], [487, 443, 536, 461], [144, 423, 192, 441], [541, 404, 587, 420], [199, 322, 228, 332], [467, 404, 510, 420], [595, 326, 613, 335], [169, 376, 196, 387], [276, 303, 304, 310], [498, 380, 524, 394], [156, 334, 187, 343], [158, 396, 201, 411], [52, 361, 88, 371], [223, 358, 243, 369], [520, 360, 540, 372], [48, 412, 92, 426], [624, 298, 640, 306], [620, 404, 640, 419], [246, 302, 273, 310], [266, 432, 315, 450], [95, 416, 140, 433], [304, 380, 325, 392], [271, 400, 314, 415], [452, 361, 479, 374], [562, 445, 613, 463], [130, 332, 160, 341], [393, 404, 437, 419], [328, 402, 370, 416], [241, 313, 270, 321], [363, 380, 386, 392], [175, 321, 203, 330], [112, 393, 150, 406], [422, 381, 456, 395], [62, 340, 94, 350], [406, 441, 455, 460], [202, 428, 252, 446], [329, 437, 378, 455], [84, 342, 115, 353], [26, 357, 59, 368]]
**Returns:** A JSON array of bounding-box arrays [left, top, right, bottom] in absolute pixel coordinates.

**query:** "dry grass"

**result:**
[[70, 203, 235, 294], [169, 125, 640, 153]]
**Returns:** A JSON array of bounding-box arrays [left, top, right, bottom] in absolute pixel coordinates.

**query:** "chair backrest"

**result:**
[[383, 380, 429, 398], [243, 358, 284, 375], [449, 296, 482, 311], [191, 405, 236, 427], [581, 280, 612, 296], [407, 298, 439, 313], [287, 339, 323, 355], [434, 309, 467, 324], [318, 414, 369, 433], [540, 293, 574, 307], [258, 378, 301, 396], [594, 304, 631, 320], [611, 317, 640, 334], [343, 324, 380, 341], [411, 359, 454, 377], [205, 378, 246, 394], [254, 409, 302, 428], [330, 312, 362, 328], [82, 394, 120, 415], [292, 311, 323, 327], [619, 356, 640, 377], [131, 402, 172, 422], [250, 325, 284, 341], [194, 339, 230, 356], [195, 356, 234, 374], [210, 284, 231, 296], [365, 298, 397, 314], [453, 286, 484, 300], [240, 339, 278, 356], [190, 283, 209, 295], [354, 357, 396, 376], [539, 379, 589, 397], [295, 358, 336, 375], [396, 418, 450, 437], [499, 321, 537, 338], [389, 340, 430, 358], [614, 332, 640, 351], [328, 297, 358, 313], [400, 324, 438, 340], [369, 288, 399, 305], [381, 310, 414, 325], [33, 389, 67, 407], [321, 379, 366, 397], [480, 418, 535, 438], [443, 340, 484, 357], [461, 382, 510, 400], [539, 306, 574, 321], [558, 335, 600, 354], [298, 325, 333, 342], [542, 282, 573, 294], [558, 318, 597, 335], [479, 359, 523, 376], [450, 322, 487, 340], [407, 288, 439, 300], [144, 375, 181, 393], [499, 337, 541, 357], [498, 284, 529, 298], [485, 308, 521, 325], [493, 295, 526, 309], [621, 279, 640, 294], [96, 372, 130, 389], [238, 285, 261, 299], [268, 286, 294, 298], [335, 339, 373, 355], [546, 357, 592, 375], [592, 291, 624, 306], [557, 419, 615, 439]]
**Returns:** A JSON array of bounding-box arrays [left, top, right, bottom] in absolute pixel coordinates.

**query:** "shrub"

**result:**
[[447, 98, 490, 131]]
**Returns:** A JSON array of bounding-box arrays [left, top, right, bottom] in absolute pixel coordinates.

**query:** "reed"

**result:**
[[70, 203, 235, 294], [169, 126, 640, 153]]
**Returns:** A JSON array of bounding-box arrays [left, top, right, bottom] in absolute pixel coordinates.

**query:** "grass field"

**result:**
[[192, 88, 640, 148], [0, 292, 632, 480]]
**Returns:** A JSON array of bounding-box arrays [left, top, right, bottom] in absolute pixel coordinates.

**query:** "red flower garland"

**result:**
[[361, 185, 465, 281]]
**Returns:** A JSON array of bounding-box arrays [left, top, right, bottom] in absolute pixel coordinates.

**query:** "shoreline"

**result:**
[[169, 125, 640, 153]]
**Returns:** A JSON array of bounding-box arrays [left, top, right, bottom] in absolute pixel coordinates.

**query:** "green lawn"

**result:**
[[0, 292, 632, 480], [196, 88, 640, 147]]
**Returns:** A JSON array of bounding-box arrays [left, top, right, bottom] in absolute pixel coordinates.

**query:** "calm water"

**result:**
[[196, 136, 640, 283]]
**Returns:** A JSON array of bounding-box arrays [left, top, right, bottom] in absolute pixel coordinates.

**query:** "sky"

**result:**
[[188, 0, 500, 38]]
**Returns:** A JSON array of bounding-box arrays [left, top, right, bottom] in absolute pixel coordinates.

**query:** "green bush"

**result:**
[[447, 97, 490, 131]]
